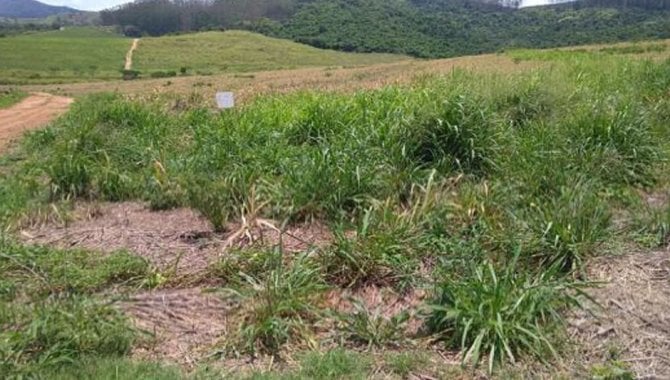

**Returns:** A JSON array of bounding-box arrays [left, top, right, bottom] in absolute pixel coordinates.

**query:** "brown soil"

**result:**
[[569, 248, 670, 378], [21, 202, 333, 279], [122, 287, 234, 367], [0, 92, 72, 153]]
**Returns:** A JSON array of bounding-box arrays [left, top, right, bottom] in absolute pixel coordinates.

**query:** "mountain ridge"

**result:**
[[0, 0, 79, 18]]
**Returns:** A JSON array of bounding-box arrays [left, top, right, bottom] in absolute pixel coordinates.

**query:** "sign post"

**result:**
[[216, 92, 235, 109]]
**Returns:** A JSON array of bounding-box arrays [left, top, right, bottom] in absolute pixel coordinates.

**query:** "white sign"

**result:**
[[216, 92, 235, 109]]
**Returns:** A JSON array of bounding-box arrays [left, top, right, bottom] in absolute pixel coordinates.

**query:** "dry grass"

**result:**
[[568, 248, 670, 378], [12, 53, 537, 105], [10, 38, 670, 106]]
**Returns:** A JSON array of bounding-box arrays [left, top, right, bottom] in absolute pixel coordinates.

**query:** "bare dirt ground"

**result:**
[[122, 287, 234, 367], [0, 92, 72, 153], [569, 248, 670, 378], [18, 202, 670, 378], [21, 202, 333, 280], [125, 38, 140, 71]]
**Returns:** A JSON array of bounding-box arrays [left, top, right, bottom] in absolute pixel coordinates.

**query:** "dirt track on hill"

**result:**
[[125, 38, 139, 70], [0, 93, 73, 153]]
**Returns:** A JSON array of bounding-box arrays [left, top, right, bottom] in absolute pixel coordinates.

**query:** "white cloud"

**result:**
[[38, 0, 130, 11]]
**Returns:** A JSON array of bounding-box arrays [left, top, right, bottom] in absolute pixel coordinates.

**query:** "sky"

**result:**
[[39, 0, 129, 11]]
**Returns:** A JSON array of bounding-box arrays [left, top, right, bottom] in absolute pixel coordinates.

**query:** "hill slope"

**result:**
[[277, 0, 670, 57], [0, 28, 407, 84], [0, 0, 78, 18], [132, 30, 408, 75], [100, 0, 670, 58]]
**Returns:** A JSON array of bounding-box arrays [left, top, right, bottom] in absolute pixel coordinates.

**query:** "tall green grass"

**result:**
[[2, 53, 669, 373]]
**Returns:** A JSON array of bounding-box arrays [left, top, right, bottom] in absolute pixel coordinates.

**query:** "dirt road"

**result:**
[[0, 93, 73, 153], [125, 38, 140, 70]]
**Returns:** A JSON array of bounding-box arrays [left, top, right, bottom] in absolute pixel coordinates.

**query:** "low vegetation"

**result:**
[[0, 88, 26, 108], [1, 44, 669, 377]]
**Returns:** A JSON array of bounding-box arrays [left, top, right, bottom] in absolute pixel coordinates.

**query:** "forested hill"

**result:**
[[0, 0, 78, 18], [101, 0, 670, 58]]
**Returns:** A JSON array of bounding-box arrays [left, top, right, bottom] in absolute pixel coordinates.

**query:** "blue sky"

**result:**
[[40, 0, 129, 11]]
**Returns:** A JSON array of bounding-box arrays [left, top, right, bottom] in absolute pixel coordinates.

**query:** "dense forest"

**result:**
[[100, 0, 670, 57]]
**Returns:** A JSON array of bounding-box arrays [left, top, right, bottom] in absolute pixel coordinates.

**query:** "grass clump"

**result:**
[[336, 299, 409, 350], [630, 195, 670, 248], [322, 207, 422, 290], [426, 248, 590, 373], [0, 296, 134, 377], [383, 352, 430, 378], [226, 252, 328, 356], [298, 349, 370, 380], [524, 181, 612, 271]]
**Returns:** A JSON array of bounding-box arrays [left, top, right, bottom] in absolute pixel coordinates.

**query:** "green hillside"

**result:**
[[278, 0, 670, 57], [133, 30, 408, 76], [101, 0, 670, 58]]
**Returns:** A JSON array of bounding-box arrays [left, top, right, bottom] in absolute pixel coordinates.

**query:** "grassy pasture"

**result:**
[[1, 43, 669, 378], [0, 28, 408, 86], [0, 27, 129, 85], [133, 30, 409, 75]]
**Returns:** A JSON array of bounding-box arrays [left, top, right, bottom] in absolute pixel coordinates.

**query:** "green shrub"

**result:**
[[121, 70, 140, 80]]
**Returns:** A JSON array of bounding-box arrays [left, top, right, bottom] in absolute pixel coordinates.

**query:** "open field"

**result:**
[[1, 39, 670, 379], [133, 30, 409, 76], [9, 38, 669, 107], [0, 28, 408, 86], [0, 27, 129, 85]]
